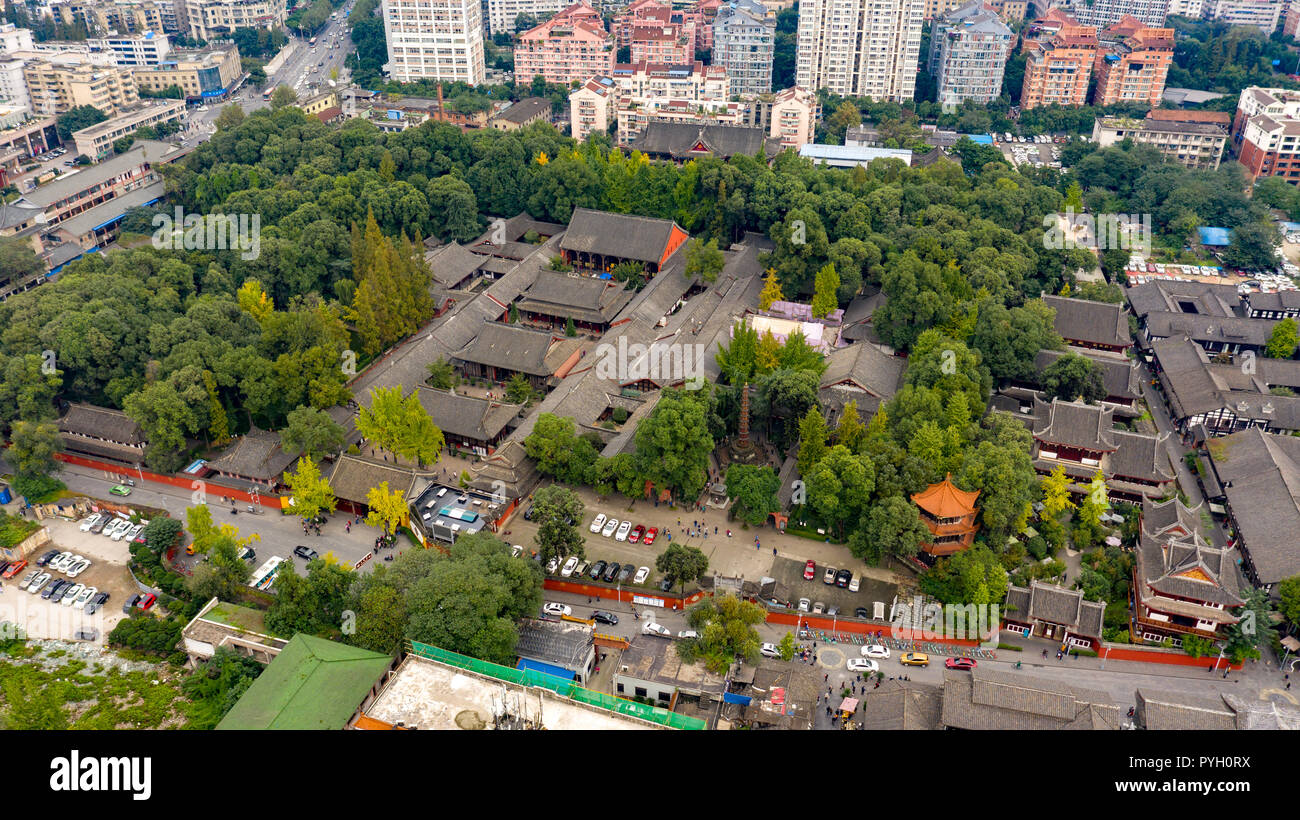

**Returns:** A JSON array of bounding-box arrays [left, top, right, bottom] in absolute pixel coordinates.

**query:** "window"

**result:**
[[634, 686, 647, 698]]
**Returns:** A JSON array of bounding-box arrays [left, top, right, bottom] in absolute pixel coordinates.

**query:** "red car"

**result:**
[[2, 560, 27, 579], [643, 527, 658, 546], [803, 560, 816, 581], [945, 657, 977, 670], [137, 593, 157, 611], [628, 524, 644, 543]]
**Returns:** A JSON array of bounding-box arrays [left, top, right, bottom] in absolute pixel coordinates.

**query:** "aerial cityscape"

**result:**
[[2, 0, 1300, 754]]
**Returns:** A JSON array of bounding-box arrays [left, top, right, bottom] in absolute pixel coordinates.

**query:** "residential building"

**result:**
[[0, 110, 55, 162], [1091, 111, 1227, 170], [1003, 581, 1106, 648], [1031, 397, 1176, 502], [1132, 496, 1244, 644], [1093, 17, 1174, 109], [1069, 0, 1169, 27], [557, 207, 689, 275], [1199, 0, 1282, 32], [0, 56, 31, 108], [617, 96, 748, 144], [924, 0, 1027, 17], [929, 2, 1013, 112], [72, 97, 185, 160], [610, 58, 728, 100], [615, 0, 717, 55], [766, 85, 815, 148], [86, 30, 171, 66], [795, 0, 926, 102], [57, 0, 182, 35], [130, 46, 242, 102], [5, 137, 169, 226], [1283, 0, 1300, 35], [486, 0, 571, 35], [1204, 427, 1300, 594], [569, 75, 616, 140], [182, 0, 285, 40], [911, 474, 980, 556], [0, 22, 35, 52], [627, 22, 695, 63], [383, 0, 487, 84], [1168, 0, 1203, 14], [712, 0, 775, 98], [513, 4, 614, 86], [1235, 86, 1300, 182], [1019, 11, 1098, 109], [22, 55, 138, 116]]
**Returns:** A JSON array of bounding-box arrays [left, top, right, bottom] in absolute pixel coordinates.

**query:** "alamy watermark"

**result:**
[[152, 207, 261, 260], [593, 337, 707, 390], [891, 596, 1001, 649], [1043, 208, 1151, 255]]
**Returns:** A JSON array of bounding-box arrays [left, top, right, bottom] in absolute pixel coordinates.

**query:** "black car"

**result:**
[[74, 628, 98, 641], [35, 549, 60, 567], [43, 580, 68, 600], [85, 592, 110, 616], [294, 545, 320, 561], [588, 560, 607, 580], [602, 562, 621, 583], [591, 611, 619, 625], [835, 569, 852, 588], [617, 563, 634, 583], [523, 506, 534, 521], [122, 593, 142, 613], [0, 562, 9, 576], [659, 576, 674, 592], [855, 607, 869, 619]]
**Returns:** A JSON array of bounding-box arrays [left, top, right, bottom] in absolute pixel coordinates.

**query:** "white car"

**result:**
[[849, 576, 861, 593], [633, 566, 649, 584], [49, 552, 73, 573], [614, 520, 632, 541], [643, 622, 672, 637], [561, 556, 579, 577], [797, 598, 811, 612], [103, 518, 127, 538], [545, 557, 559, 574], [79, 513, 102, 532], [862, 644, 890, 660], [760, 642, 780, 658], [74, 586, 97, 608], [590, 513, 607, 533], [542, 602, 571, 617], [17, 570, 39, 591], [510, 545, 523, 558], [847, 658, 879, 673], [27, 573, 51, 593], [60, 583, 84, 605], [601, 518, 619, 538], [111, 520, 131, 541], [677, 630, 699, 639], [67, 558, 91, 578]]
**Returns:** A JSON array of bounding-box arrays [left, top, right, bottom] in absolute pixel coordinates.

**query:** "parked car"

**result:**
[[614, 520, 632, 541], [812, 601, 826, 614], [17, 570, 37, 590], [633, 566, 649, 584], [542, 602, 571, 617], [123, 593, 142, 613], [60, 583, 85, 605], [85, 592, 109, 615], [35, 549, 60, 566], [823, 567, 837, 585], [2, 560, 27, 579], [617, 563, 634, 583], [855, 607, 869, 619], [560, 556, 579, 577], [642, 622, 672, 637], [79, 514, 102, 532], [590, 513, 607, 533], [659, 576, 674, 592], [102, 518, 127, 538], [66, 559, 91, 578], [574, 561, 588, 578], [849, 576, 861, 593], [523, 506, 534, 521], [827, 605, 839, 616], [677, 630, 699, 640], [847, 658, 878, 673], [43, 580, 68, 600], [760, 642, 780, 658], [49, 552, 73, 572], [89, 517, 109, 534], [862, 644, 890, 660], [74, 628, 99, 641], [28, 573, 52, 594], [74, 586, 97, 608], [109, 484, 132, 496], [588, 560, 607, 580], [900, 652, 930, 667], [591, 610, 619, 625], [294, 545, 320, 561], [835, 569, 851, 588], [643, 527, 658, 546], [601, 518, 619, 537], [945, 657, 977, 670], [797, 598, 811, 612], [602, 562, 621, 583], [803, 560, 816, 581], [545, 557, 559, 574], [137, 593, 157, 611], [628, 524, 644, 543]]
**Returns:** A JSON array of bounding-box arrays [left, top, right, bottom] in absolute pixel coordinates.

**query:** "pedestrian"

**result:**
[[824, 673, 828, 682], [1223, 670, 1229, 679], [772, 546, 777, 556], [714, 526, 717, 534], [1288, 682, 1292, 690], [1209, 664, 1214, 673]]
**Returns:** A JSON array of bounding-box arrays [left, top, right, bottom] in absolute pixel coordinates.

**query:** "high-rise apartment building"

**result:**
[[1200, 0, 1282, 32], [57, 0, 184, 36], [1068, 0, 1169, 28], [712, 0, 775, 98], [627, 23, 694, 63], [513, 4, 614, 86], [1019, 10, 1097, 109], [795, 0, 925, 103], [87, 31, 171, 66], [485, 0, 570, 36], [615, 0, 718, 55], [570, 74, 616, 141], [22, 54, 138, 116], [0, 22, 36, 52], [382, 0, 487, 84], [928, 1, 1012, 112], [1167, 0, 1202, 15], [924, 0, 1025, 19], [182, 0, 284, 40], [767, 84, 816, 148], [1234, 87, 1300, 182], [1093, 17, 1173, 109]]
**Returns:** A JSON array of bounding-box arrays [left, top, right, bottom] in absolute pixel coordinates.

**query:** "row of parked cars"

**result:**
[[80, 512, 144, 543], [16, 551, 111, 614], [588, 514, 657, 545]]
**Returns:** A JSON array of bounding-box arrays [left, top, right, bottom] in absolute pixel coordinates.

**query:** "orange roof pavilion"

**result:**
[[911, 475, 981, 557]]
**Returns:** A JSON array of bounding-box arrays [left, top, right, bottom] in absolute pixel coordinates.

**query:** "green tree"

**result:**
[[633, 389, 714, 499], [55, 104, 107, 139], [655, 543, 709, 594], [7, 420, 61, 481], [852, 495, 930, 564], [724, 464, 781, 527], [685, 237, 725, 283], [1279, 575, 1300, 629], [678, 595, 765, 673], [524, 413, 600, 485], [1222, 221, 1282, 272], [365, 481, 408, 536], [214, 104, 245, 131], [0, 237, 45, 291], [427, 356, 456, 389], [777, 631, 796, 661], [804, 445, 875, 538], [796, 406, 828, 477], [1222, 587, 1273, 664], [1041, 464, 1076, 518], [357, 386, 444, 467], [505, 372, 535, 405], [1266, 317, 1299, 359], [835, 401, 866, 453], [269, 85, 298, 110], [531, 485, 586, 563], [811, 262, 840, 318], [279, 405, 345, 461], [1042, 353, 1107, 403], [918, 545, 1009, 607], [758, 269, 784, 310]]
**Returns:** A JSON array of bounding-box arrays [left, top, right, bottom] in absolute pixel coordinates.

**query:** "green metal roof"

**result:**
[[217, 634, 393, 730]]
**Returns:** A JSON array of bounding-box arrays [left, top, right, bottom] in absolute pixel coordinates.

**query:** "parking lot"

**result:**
[[2, 514, 138, 642], [768, 555, 894, 617]]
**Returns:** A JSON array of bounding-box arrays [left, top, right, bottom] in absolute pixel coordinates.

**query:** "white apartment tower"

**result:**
[[713, 0, 776, 98], [929, 2, 1012, 112], [795, 0, 925, 102], [382, 0, 487, 84]]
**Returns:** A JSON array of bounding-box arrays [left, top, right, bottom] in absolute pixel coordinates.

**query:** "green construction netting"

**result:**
[[406, 640, 705, 730]]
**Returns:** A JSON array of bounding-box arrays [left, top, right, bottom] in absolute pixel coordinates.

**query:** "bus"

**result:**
[[248, 556, 285, 591], [262, 88, 272, 101]]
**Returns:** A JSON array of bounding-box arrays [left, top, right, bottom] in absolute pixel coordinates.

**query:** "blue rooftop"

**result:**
[[1198, 227, 1230, 247]]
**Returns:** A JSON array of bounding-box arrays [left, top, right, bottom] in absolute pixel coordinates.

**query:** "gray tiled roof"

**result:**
[[1033, 397, 1116, 450], [1034, 348, 1139, 402], [1014, 580, 1105, 637], [858, 681, 943, 730], [1109, 430, 1176, 483], [207, 427, 300, 481], [820, 342, 906, 397], [514, 270, 634, 324], [1137, 521, 1244, 609], [1206, 427, 1300, 584], [941, 668, 1120, 730], [1126, 280, 1241, 320], [58, 403, 144, 444], [630, 121, 781, 160], [1041, 294, 1130, 349], [327, 455, 418, 505], [451, 322, 563, 376], [424, 242, 483, 289], [414, 387, 520, 442], [1135, 689, 1240, 730], [559, 207, 684, 265], [1143, 311, 1276, 348]]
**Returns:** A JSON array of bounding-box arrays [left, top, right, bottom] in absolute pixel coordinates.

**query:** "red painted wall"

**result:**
[[54, 453, 283, 509], [543, 578, 703, 611]]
